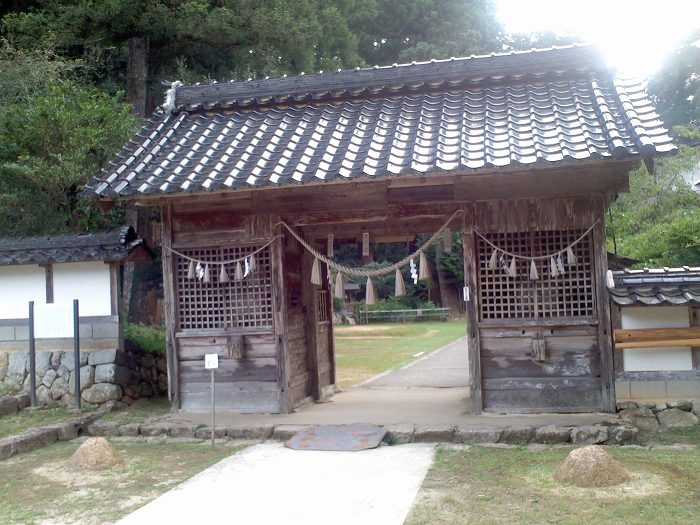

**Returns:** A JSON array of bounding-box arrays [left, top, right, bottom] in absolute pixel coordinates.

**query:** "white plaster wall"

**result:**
[[621, 306, 692, 371], [0, 265, 47, 319], [53, 262, 112, 317]]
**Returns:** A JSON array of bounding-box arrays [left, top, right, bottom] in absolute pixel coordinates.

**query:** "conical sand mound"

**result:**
[[554, 445, 630, 488], [69, 437, 123, 470]]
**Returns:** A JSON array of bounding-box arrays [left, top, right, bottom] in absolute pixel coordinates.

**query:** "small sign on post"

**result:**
[[204, 353, 219, 447]]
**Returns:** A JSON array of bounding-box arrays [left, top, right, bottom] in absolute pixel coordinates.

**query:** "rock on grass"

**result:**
[[69, 437, 123, 470], [554, 445, 629, 488]]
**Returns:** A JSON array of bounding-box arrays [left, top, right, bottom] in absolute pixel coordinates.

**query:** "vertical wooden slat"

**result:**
[[592, 201, 615, 412], [161, 202, 180, 409], [689, 307, 699, 369], [272, 221, 292, 413], [42, 264, 54, 304], [325, 259, 337, 387], [108, 263, 119, 316], [463, 207, 482, 414], [610, 303, 623, 374]]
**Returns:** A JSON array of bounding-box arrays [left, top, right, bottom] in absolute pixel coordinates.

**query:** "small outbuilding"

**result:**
[[608, 267, 700, 403], [0, 226, 148, 352]]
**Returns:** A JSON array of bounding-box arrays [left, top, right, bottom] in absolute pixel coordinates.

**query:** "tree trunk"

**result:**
[[127, 36, 149, 117], [435, 247, 464, 315]]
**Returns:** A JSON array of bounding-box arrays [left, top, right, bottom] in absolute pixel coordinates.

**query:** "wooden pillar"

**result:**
[[161, 202, 180, 409], [593, 202, 616, 412], [272, 222, 293, 413], [325, 258, 337, 388], [301, 241, 322, 400], [463, 210, 482, 414]]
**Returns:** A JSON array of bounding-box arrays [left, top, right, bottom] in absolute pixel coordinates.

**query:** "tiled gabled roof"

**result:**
[[0, 226, 145, 266], [607, 267, 700, 306], [85, 45, 676, 199]]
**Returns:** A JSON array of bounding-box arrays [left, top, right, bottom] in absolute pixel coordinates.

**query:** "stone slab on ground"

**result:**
[[117, 443, 434, 525], [455, 426, 502, 444], [225, 425, 274, 440], [285, 424, 387, 451]]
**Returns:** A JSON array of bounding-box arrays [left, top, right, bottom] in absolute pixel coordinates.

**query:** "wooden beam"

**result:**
[[614, 328, 700, 344], [301, 243, 322, 400], [272, 223, 293, 413], [161, 202, 180, 410], [115, 157, 639, 207], [615, 339, 700, 349], [108, 263, 119, 316], [463, 216, 482, 415], [592, 203, 616, 412], [40, 264, 54, 304]]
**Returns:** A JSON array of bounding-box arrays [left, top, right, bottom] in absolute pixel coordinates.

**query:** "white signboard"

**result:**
[[204, 353, 219, 370], [34, 302, 74, 339]]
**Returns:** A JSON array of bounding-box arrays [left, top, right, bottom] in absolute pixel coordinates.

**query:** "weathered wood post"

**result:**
[[73, 299, 81, 409], [28, 301, 37, 407]]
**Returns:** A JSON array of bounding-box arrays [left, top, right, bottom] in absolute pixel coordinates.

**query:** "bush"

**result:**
[[124, 323, 166, 354]]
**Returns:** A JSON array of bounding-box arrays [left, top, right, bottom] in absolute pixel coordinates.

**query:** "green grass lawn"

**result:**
[[333, 320, 466, 388], [407, 445, 700, 525], [0, 406, 92, 439], [0, 439, 246, 525]]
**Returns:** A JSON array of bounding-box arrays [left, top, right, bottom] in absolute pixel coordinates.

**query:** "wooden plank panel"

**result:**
[[481, 355, 600, 379], [479, 325, 597, 338], [244, 334, 277, 358], [180, 358, 278, 383], [480, 335, 597, 355], [483, 387, 602, 413], [483, 377, 601, 390], [180, 381, 280, 412]]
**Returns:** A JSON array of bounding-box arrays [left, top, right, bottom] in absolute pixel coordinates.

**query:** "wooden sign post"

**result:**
[[204, 353, 219, 447]]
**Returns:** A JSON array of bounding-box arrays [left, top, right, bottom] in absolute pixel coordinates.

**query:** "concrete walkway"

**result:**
[[118, 442, 435, 525], [361, 336, 468, 388]]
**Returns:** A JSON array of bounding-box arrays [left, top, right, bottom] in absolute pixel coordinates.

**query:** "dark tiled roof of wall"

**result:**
[[0, 226, 144, 265], [607, 267, 700, 306]]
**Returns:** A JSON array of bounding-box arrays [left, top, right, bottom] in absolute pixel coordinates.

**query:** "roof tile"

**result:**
[[86, 45, 676, 199]]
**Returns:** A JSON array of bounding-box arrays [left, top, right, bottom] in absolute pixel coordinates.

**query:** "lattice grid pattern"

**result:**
[[176, 245, 273, 330], [477, 230, 595, 320], [317, 290, 329, 323]]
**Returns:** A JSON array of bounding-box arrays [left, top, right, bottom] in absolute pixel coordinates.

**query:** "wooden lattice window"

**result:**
[[175, 244, 273, 330], [477, 230, 595, 320], [317, 290, 329, 323]]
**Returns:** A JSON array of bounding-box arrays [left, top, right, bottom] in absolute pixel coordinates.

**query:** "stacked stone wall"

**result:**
[[0, 347, 167, 409]]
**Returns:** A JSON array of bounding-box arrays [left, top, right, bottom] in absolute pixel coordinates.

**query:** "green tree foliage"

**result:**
[[0, 44, 139, 236], [348, 0, 502, 64], [2, 0, 364, 110], [647, 29, 700, 127], [607, 132, 700, 267]]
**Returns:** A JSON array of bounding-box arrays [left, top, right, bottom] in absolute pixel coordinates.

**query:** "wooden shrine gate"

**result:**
[[85, 45, 673, 414], [463, 198, 614, 413]]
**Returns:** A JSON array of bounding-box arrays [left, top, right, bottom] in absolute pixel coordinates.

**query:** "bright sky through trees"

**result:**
[[495, 0, 700, 78]]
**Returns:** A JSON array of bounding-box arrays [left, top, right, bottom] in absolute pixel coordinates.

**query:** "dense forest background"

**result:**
[[0, 1, 698, 313]]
